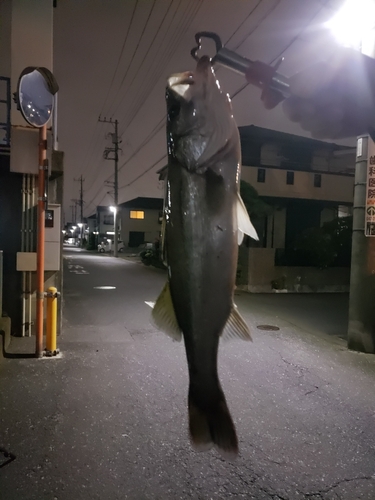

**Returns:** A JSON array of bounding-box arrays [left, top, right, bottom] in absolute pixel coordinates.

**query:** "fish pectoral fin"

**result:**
[[151, 282, 182, 342], [221, 305, 252, 342], [236, 193, 259, 242]]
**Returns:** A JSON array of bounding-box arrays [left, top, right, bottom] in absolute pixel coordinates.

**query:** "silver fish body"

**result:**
[[153, 56, 257, 458]]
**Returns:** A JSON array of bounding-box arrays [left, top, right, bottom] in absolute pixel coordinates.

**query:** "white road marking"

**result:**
[[93, 286, 116, 290], [145, 301, 155, 308]]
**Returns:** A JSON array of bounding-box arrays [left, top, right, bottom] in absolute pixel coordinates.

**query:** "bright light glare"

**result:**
[[77, 223, 83, 228], [328, 0, 375, 48], [109, 205, 117, 213]]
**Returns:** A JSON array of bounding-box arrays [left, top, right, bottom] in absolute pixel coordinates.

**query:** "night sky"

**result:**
[[53, 0, 353, 223]]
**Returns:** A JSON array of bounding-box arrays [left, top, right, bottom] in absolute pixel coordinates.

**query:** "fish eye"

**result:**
[[168, 103, 181, 120]]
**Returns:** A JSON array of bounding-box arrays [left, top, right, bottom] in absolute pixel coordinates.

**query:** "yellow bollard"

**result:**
[[46, 286, 58, 355]]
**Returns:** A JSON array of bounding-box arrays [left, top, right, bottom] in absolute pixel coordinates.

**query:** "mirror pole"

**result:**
[[36, 124, 47, 358]]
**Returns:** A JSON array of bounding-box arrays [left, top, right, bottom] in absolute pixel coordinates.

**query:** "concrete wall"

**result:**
[[242, 248, 350, 293], [0, 0, 11, 78]]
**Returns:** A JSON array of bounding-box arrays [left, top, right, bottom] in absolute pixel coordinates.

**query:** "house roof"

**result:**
[[119, 197, 163, 210]]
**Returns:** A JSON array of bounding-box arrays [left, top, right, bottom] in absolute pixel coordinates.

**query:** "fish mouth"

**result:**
[[167, 72, 194, 99]]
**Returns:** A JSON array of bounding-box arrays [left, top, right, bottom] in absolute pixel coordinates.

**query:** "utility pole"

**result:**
[[74, 175, 85, 223], [74, 176, 85, 247], [348, 135, 375, 353], [98, 117, 120, 257], [71, 199, 78, 224], [347, 23, 375, 353]]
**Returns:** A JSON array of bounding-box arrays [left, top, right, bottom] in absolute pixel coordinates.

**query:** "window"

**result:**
[[314, 174, 322, 188], [257, 168, 266, 183], [286, 171, 294, 185], [130, 210, 144, 219], [103, 214, 114, 225]]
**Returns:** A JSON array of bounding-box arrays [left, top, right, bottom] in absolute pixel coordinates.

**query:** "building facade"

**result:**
[[238, 125, 355, 291], [0, 0, 62, 342]]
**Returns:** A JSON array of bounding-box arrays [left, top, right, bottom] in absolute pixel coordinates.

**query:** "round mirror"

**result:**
[[16, 67, 58, 128]]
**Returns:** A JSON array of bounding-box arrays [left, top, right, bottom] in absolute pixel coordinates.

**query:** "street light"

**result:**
[[328, 0, 375, 353], [109, 205, 119, 257], [328, 0, 375, 49]]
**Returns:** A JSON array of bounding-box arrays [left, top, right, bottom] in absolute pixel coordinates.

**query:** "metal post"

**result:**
[[348, 135, 375, 352], [36, 125, 47, 358], [46, 286, 59, 355], [114, 119, 119, 258]]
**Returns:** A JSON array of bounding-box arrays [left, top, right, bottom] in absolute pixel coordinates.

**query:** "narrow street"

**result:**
[[1, 248, 375, 499]]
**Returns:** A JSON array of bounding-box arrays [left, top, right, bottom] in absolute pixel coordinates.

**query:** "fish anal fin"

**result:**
[[222, 305, 252, 342], [237, 193, 259, 242], [151, 282, 182, 341]]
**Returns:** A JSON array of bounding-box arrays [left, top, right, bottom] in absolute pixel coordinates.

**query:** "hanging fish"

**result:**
[[153, 56, 258, 458]]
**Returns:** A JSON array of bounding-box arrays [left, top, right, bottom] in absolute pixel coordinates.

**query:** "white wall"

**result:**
[[241, 165, 354, 203]]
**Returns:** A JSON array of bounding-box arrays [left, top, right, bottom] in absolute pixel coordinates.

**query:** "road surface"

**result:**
[[1, 248, 375, 499]]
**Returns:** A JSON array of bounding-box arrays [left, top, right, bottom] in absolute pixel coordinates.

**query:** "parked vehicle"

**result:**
[[98, 240, 125, 253]]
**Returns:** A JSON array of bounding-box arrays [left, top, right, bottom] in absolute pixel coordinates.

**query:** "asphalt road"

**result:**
[[1, 248, 375, 500]]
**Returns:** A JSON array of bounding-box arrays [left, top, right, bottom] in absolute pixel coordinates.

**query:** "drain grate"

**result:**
[[257, 325, 280, 331]]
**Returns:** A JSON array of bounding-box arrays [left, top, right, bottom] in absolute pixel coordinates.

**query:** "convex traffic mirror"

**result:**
[[16, 67, 59, 128]]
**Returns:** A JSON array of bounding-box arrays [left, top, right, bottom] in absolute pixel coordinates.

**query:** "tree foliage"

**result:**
[[240, 180, 272, 217], [293, 215, 352, 268]]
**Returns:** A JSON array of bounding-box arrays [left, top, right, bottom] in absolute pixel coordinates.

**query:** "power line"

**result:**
[[98, 0, 139, 118], [225, 0, 264, 46], [84, 118, 165, 214], [232, 0, 282, 51], [118, 153, 167, 190], [120, 0, 203, 137], [105, 0, 158, 117], [84, 0, 294, 211], [113, 0, 174, 116]]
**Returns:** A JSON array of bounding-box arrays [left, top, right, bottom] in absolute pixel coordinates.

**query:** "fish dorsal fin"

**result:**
[[151, 282, 182, 342], [237, 193, 259, 244], [221, 304, 252, 342]]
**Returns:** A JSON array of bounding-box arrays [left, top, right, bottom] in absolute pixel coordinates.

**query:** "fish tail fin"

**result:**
[[188, 386, 238, 459]]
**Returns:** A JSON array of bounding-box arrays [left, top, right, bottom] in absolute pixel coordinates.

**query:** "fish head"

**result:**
[[166, 56, 237, 170]]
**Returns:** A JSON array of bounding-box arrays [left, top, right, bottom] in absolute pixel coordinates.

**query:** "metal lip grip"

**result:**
[[191, 31, 290, 107]]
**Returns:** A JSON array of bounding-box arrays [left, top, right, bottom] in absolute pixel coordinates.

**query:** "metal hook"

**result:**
[[191, 32, 223, 61]]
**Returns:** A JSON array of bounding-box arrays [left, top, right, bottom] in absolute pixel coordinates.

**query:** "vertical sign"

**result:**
[[365, 138, 375, 236]]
